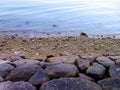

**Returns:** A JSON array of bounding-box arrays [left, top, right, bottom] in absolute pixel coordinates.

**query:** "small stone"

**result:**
[[116, 59, 120, 65], [109, 65, 120, 77], [86, 63, 106, 78], [108, 56, 120, 61], [45, 63, 78, 78], [96, 56, 115, 67], [98, 77, 120, 90]]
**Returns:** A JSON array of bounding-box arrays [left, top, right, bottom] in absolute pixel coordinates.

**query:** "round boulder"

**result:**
[[40, 78, 102, 90], [109, 65, 120, 77]]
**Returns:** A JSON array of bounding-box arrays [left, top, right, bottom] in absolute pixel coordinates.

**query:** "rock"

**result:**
[[46, 55, 79, 64], [6, 64, 41, 81], [0, 76, 4, 82], [0, 81, 13, 90], [2, 55, 24, 62], [0, 63, 14, 77], [12, 59, 40, 66], [29, 70, 49, 85], [116, 59, 120, 65], [78, 73, 94, 81], [45, 63, 78, 78], [109, 65, 120, 77], [86, 63, 106, 78], [98, 77, 120, 90], [40, 78, 102, 90], [80, 32, 88, 37], [0, 60, 10, 64], [96, 56, 115, 67], [108, 56, 120, 61], [40, 61, 56, 69], [0, 81, 36, 90], [9, 81, 36, 90], [76, 58, 90, 71]]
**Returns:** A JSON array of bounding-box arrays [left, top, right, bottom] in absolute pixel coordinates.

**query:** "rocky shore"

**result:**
[[0, 53, 120, 90]]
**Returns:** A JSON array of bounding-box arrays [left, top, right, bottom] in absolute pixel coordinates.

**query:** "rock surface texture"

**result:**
[[0, 53, 120, 90]]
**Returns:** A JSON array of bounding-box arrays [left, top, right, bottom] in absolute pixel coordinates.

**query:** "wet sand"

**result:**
[[0, 35, 120, 59]]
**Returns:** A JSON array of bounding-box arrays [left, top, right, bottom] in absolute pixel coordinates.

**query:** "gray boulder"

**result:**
[[0, 63, 14, 77], [40, 78, 102, 90], [6, 64, 41, 81], [98, 77, 120, 90], [76, 58, 90, 71], [86, 63, 106, 78], [29, 70, 49, 85], [109, 65, 120, 77], [45, 63, 78, 78], [0, 81, 36, 90], [12, 59, 40, 66], [96, 56, 115, 67], [78, 73, 94, 81]]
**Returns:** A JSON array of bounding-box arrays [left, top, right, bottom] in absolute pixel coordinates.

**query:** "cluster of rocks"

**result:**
[[0, 53, 120, 90]]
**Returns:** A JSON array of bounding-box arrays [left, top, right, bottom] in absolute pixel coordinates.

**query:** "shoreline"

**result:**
[[0, 34, 120, 59]]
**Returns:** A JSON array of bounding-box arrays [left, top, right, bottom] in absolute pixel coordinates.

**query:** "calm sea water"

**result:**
[[0, 0, 120, 36]]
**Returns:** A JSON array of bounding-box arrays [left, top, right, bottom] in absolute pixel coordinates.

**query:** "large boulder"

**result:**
[[40, 78, 102, 90], [45, 63, 78, 78], [98, 77, 120, 90], [6, 64, 41, 81], [76, 58, 90, 71], [0, 63, 14, 77], [86, 63, 106, 78], [109, 65, 120, 77], [29, 70, 50, 85], [96, 56, 115, 67], [12, 59, 40, 66], [0, 81, 36, 90]]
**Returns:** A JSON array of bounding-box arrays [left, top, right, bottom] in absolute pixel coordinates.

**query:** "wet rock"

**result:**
[[40, 78, 102, 90], [109, 65, 120, 77], [76, 58, 90, 71], [29, 70, 49, 85], [9, 81, 36, 90], [78, 73, 94, 81], [12, 59, 40, 66], [96, 56, 115, 67], [46, 55, 79, 64], [98, 77, 120, 90], [0, 76, 4, 82], [0, 63, 14, 77], [45, 63, 78, 78], [2, 55, 24, 62], [6, 64, 41, 81], [86, 63, 106, 78]]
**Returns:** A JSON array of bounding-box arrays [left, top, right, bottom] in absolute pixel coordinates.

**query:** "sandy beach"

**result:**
[[0, 35, 120, 59]]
